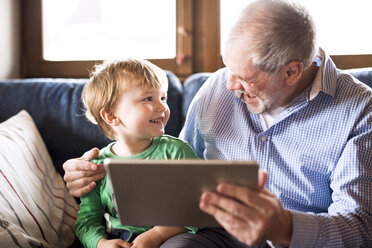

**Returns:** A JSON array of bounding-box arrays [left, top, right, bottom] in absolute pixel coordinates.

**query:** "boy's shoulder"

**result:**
[[154, 135, 193, 152], [157, 135, 188, 145], [154, 135, 198, 159]]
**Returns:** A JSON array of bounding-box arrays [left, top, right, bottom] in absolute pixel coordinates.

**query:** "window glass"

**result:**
[[42, 0, 176, 61], [221, 0, 372, 55]]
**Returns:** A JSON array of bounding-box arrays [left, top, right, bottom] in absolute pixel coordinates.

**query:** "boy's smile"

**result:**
[[150, 115, 166, 123]]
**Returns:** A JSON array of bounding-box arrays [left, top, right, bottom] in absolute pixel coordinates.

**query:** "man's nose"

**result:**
[[226, 75, 243, 91]]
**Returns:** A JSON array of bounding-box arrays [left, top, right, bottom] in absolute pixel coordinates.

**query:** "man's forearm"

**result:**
[[290, 210, 371, 247]]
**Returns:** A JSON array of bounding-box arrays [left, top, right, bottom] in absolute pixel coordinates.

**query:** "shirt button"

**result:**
[[261, 136, 267, 142], [1, 220, 9, 228]]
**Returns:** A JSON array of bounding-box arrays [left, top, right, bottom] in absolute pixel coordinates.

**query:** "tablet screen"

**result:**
[[105, 159, 258, 227]]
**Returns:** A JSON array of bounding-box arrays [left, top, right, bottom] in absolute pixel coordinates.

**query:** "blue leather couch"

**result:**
[[1, 68, 372, 178]]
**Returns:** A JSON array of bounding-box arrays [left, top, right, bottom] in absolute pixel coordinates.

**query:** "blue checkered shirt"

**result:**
[[179, 50, 372, 247]]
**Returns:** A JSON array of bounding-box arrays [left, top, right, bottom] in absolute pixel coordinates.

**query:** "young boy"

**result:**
[[75, 58, 198, 248]]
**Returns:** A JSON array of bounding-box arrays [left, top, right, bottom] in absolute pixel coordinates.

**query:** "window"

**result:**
[[22, 0, 193, 78], [220, 0, 372, 69], [21, 0, 372, 79], [42, 0, 176, 61]]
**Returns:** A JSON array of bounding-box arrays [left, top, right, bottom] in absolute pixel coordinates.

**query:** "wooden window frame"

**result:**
[[21, 0, 372, 79], [20, 0, 195, 79]]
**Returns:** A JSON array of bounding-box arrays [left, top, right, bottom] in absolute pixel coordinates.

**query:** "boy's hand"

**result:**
[[63, 148, 106, 197], [97, 238, 132, 248]]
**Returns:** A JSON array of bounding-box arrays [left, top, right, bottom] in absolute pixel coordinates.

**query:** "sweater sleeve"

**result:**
[[74, 180, 108, 248]]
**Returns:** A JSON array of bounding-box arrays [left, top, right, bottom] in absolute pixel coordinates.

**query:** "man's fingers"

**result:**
[[62, 148, 106, 197], [199, 193, 254, 240], [63, 159, 94, 174], [64, 168, 106, 183], [63, 148, 100, 172], [216, 183, 256, 206], [89, 170, 106, 181], [63, 163, 105, 184], [69, 181, 97, 198], [82, 147, 100, 161], [216, 182, 271, 209], [66, 171, 106, 189], [258, 170, 268, 190], [199, 192, 265, 245], [200, 191, 257, 222]]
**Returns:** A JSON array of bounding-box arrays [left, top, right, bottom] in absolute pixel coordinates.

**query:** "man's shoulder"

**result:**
[[205, 67, 229, 87], [191, 67, 234, 110], [338, 71, 372, 94], [194, 67, 228, 93], [332, 70, 372, 110], [321, 52, 372, 100]]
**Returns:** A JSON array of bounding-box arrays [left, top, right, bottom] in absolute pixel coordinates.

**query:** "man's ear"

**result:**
[[284, 61, 303, 86], [100, 108, 120, 126]]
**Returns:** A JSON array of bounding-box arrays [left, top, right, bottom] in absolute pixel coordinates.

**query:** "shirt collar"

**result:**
[[308, 47, 338, 100]]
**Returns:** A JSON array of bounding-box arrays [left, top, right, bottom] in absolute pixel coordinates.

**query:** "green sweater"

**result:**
[[75, 135, 199, 248]]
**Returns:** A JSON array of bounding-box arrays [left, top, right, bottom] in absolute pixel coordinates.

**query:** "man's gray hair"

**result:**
[[228, 0, 318, 74]]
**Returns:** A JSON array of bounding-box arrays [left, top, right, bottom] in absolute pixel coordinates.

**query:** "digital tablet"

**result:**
[[104, 159, 259, 227]]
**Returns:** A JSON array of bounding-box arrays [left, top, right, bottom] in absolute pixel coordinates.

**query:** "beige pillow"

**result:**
[[0, 110, 79, 248]]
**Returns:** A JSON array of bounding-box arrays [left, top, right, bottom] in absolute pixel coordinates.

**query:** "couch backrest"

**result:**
[[1, 67, 371, 175], [0, 71, 183, 175], [347, 67, 372, 88], [182, 72, 213, 123]]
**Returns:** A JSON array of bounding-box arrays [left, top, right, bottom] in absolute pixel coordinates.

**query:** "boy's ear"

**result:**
[[284, 61, 303, 86], [100, 108, 120, 126]]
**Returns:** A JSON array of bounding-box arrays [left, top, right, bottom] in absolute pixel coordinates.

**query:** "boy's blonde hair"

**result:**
[[82, 58, 168, 140]]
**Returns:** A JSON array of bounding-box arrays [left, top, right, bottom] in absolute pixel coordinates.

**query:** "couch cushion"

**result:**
[[346, 67, 372, 88], [182, 72, 212, 123], [164, 70, 184, 136], [0, 78, 110, 175], [0, 110, 78, 247]]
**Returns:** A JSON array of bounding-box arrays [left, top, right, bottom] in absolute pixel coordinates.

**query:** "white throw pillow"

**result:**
[[0, 110, 79, 248]]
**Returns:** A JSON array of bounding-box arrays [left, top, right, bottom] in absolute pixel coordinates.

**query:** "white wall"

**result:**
[[0, 0, 20, 80]]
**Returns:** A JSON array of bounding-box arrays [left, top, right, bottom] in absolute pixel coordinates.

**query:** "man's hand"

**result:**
[[199, 171, 292, 246], [63, 148, 106, 197]]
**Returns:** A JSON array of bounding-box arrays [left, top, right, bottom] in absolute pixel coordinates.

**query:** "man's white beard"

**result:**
[[239, 80, 283, 114], [238, 89, 272, 114]]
